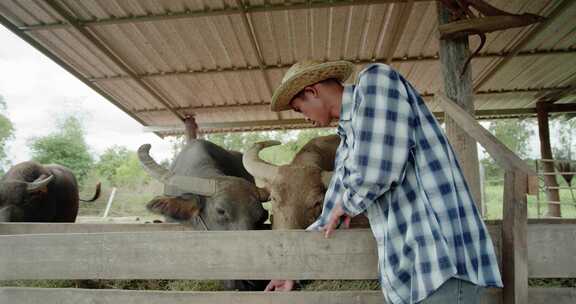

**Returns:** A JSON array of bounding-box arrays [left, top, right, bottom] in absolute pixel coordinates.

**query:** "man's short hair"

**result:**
[[292, 78, 341, 102]]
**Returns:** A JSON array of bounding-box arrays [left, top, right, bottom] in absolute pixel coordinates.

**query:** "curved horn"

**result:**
[[243, 141, 281, 181], [321, 171, 334, 188], [138, 144, 216, 196], [138, 144, 170, 180], [27, 174, 54, 192]]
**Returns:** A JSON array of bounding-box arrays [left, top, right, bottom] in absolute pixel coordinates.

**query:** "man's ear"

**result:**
[[146, 196, 200, 221], [303, 86, 318, 98]]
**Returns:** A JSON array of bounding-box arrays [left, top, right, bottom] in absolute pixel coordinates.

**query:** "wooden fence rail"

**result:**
[[1, 224, 575, 280], [0, 223, 575, 304]]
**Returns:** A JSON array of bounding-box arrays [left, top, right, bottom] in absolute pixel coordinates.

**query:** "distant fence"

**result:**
[[534, 159, 576, 218], [0, 220, 575, 304]]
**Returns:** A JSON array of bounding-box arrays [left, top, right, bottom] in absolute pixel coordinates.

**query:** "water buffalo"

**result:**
[[138, 141, 270, 231], [137, 117, 271, 291], [244, 135, 370, 230], [243, 135, 340, 229], [0, 161, 101, 222]]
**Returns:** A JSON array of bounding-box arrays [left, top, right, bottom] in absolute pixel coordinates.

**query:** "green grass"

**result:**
[[483, 180, 576, 219]]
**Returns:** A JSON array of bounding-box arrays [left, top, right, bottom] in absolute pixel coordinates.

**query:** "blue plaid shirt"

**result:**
[[307, 64, 502, 304]]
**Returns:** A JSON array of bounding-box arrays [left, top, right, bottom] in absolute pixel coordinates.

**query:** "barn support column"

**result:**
[[436, 4, 482, 211], [536, 102, 561, 217], [502, 170, 529, 304]]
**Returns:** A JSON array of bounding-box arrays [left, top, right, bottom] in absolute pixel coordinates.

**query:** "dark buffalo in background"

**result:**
[[0, 161, 101, 222]]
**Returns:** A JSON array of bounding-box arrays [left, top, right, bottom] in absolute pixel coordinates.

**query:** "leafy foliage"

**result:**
[[28, 115, 93, 183], [204, 128, 335, 165], [92, 145, 152, 188], [0, 95, 15, 173], [553, 116, 576, 161], [481, 119, 535, 180]]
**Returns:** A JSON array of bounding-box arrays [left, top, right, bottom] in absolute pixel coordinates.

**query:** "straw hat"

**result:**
[[271, 60, 354, 112]]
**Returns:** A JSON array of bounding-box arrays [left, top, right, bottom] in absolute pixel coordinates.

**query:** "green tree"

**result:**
[[113, 153, 150, 188], [553, 117, 576, 161], [95, 146, 150, 187], [95, 146, 130, 182], [204, 128, 336, 165], [28, 115, 93, 183], [481, 118, 534, 180], [0, 95, 15, 172]]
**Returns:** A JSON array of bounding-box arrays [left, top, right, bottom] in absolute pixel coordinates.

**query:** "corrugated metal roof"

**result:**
[[0, 0, 574, 136]]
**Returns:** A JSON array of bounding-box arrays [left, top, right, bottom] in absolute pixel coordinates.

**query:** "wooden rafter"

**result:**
[[141, 103, 576, 136], [132, 86, 572, 114]]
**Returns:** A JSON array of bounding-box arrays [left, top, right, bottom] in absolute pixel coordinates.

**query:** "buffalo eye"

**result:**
[[216, 208, 227, 216]]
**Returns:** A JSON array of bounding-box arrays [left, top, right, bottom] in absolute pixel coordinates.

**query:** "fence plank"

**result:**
[[434, 92, 535, 176], [0, 287, 572, 304], [528, 224, 576, 278], [0, 229, 379, 280], [0, 223, 191, 235], [0, 288, 495, 304], [0, 224, 573, 280], [5, 289, 384, 304]]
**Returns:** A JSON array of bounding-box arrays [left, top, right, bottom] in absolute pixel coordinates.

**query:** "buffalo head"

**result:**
[[0, 174, 53, 222], [138, 144, 270, 231], [243, 138, 336, 230]]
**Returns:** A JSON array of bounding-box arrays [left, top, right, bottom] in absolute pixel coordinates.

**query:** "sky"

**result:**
[[0, 25, 174, 165]]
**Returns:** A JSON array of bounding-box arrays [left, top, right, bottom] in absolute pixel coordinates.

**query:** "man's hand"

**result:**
[[322, 201, 351, 238], [264, 279, 295, 291]]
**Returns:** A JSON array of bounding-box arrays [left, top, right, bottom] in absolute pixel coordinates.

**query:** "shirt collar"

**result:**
[[339, 84, 355, 121]]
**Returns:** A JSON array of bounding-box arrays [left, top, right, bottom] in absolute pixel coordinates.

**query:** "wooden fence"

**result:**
[[1, 93, 575, 303], [0, 221, 575, 303]]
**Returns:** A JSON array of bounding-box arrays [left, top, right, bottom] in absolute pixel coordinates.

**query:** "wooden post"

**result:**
[[436, 3, 482, 211], [502, 170, 528, 304], [536, 102, 561, 217], [102, 187, 117, 218]]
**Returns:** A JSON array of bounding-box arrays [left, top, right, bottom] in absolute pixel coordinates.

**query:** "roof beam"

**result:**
[[42, 0, 184, 121], [88, 49, 575, 82], [473, 0, 573, 91], [143, 104, 576, 135], [20, 0, 430, 32], [132, 86, 570, 114]]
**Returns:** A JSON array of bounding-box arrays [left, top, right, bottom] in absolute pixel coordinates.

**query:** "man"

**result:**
[[264, 60, 502, 303]]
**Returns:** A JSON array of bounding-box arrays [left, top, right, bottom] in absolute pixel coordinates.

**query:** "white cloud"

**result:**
[[0, 25, 174, 165]]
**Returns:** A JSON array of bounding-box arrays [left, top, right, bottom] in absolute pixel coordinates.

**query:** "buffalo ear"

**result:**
[[146, 196, 200, 221]]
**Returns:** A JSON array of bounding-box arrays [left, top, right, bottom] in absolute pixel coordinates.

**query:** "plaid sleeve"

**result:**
[[341, 66, 414, 217], [305, 139, 346, 231]]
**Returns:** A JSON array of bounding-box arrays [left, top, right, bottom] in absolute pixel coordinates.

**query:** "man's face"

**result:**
[[289, 86, 333, 127]]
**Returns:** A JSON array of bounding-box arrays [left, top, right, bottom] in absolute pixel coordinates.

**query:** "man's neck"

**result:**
[[328, 85, 344, 119]]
